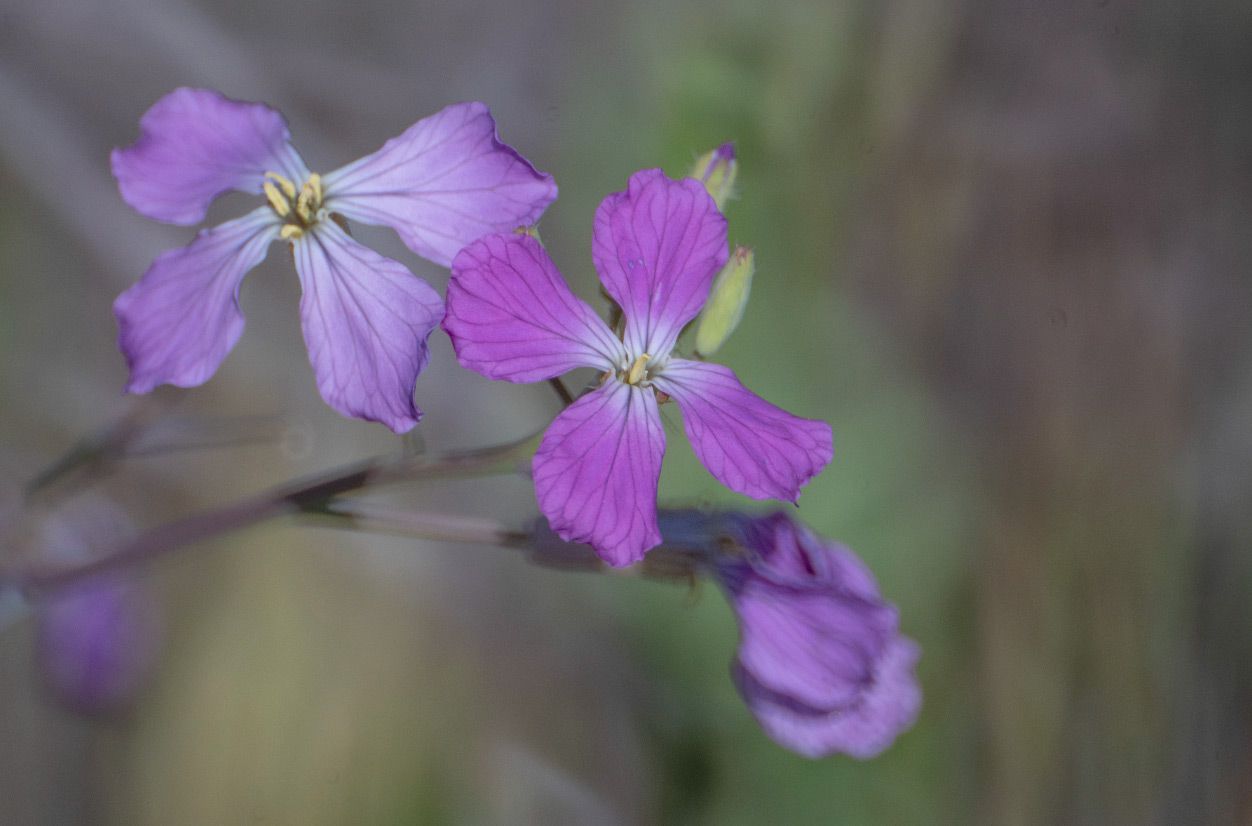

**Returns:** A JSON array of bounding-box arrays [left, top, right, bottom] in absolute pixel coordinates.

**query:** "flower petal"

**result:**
[[444, 234, 625, 382], [115, 208, 278, 393], [734, 637, 922, 760], [652, 359, 833, 502], [591, 169, 728, 357], [293, 222, 444, 433], [734, 578, 897, 711], [323, 102, 557, 267], [533, 381, 666, 566], [112, 88, 307, 225]]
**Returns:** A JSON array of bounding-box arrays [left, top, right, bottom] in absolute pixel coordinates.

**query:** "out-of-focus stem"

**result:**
[[310, 501, 530, 548], [10, 430, 543, 594]]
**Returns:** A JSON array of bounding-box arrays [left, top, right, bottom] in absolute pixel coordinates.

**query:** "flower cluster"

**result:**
[[108, 89, 917, 759]]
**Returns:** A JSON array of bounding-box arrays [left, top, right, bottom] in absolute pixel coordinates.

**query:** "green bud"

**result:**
[[695, 245, 754, 357], [689, 142, 737, 211]]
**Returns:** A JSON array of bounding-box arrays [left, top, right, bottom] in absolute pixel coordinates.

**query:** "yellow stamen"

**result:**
[[295, 173, 323, 224], [280, 224, 304, 241], [263, 181, 291, 217], [264, 171, 297, 199], [626, 353, 651, 385]]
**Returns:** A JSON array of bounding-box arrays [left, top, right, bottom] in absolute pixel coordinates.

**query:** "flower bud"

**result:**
[[694, 246, 754, 357], [37, 575, 156, 713], [34, 497, 158, 714], [689, 142, 737, 211]]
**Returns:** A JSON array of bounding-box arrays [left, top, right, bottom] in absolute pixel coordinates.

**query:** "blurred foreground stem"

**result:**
[[10, 430, 543, 594]]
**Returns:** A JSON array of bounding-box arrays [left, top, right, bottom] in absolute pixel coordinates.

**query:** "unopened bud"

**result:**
[[695, 246, 754, 357], [690, 142, 737, 210]]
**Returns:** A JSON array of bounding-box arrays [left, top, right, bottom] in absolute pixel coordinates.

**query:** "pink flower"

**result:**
[[112, 88, 556, 432], [443, 169, 833, 565]]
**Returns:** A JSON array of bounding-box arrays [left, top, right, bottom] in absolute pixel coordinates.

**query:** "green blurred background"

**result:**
[[1, 0, 1250, 823]]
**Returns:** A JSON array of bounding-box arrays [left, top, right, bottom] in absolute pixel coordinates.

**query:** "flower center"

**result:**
[[623, 353, 652, 386], [263, 171, 325, 240]]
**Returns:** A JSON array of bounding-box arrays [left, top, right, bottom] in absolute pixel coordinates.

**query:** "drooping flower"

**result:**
[[443, 169, 833, 565], [112, 88, 557, 432], [714, 511, 921, 759]]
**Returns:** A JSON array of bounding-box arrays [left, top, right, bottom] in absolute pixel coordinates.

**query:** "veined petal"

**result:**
[[444, 234, 625, 382], [323, 102, 557, 267], [734, 637, 922, 760], [652, 359, 833, 502], [292, 222, 444, 433], [592, 169, 728, 357], [112, 88, 307, 226], [533, 381, 666, 567], [115, 208, 278, 393]]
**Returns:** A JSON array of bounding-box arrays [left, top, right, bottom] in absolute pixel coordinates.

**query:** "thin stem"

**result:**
[[10, 429, 543, 594], [547, 377, 575, 407], [309, 501, 530, 547]]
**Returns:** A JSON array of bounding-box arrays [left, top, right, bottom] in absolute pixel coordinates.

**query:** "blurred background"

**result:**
[[0, 0, 1249, 822]]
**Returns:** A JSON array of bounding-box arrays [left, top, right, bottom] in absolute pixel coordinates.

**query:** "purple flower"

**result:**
[[716, 512, 921, 759], [37, 576, 157, 714], [112, 88, 557, 432], [443, 169, 833, 565], [33, 496, 158, 714]]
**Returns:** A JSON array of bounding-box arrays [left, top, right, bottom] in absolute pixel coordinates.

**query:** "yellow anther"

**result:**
[[279, 224, 304, 241], [264, 171, 297, 199], [626, 353, 651, 385], [295, 174, 323, 224], [263, 181, 291, 218]]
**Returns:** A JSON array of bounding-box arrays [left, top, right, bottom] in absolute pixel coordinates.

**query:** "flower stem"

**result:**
[[10, 430, 543, 594], [547, 377, 574, 407]]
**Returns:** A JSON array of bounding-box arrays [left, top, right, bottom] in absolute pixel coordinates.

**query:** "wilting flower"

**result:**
[[714, 511, 921, 759], [112, 88, 556, 432], [443, 169, 832, 565]]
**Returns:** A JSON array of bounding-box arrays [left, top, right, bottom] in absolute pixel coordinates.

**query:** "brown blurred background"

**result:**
[[1, 0, 1249, 823]]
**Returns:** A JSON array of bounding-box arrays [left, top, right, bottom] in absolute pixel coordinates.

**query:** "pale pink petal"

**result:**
[[112, 87, 307, 225], [323, 102, 557, 267], [115, 208, 278, 393], [292, 222, 444, 433], [652, 359, 833, 502], [444, 234, 625, 382], [533, 381, 666, 566], [591, 169, 728, 357]]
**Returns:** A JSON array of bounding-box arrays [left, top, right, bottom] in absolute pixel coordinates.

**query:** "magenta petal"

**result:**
[[591, 169, 728, 357], [322, 102, 557, 267], [735, 637, 922, 760], [112, 88, 307, 226], [115, 208, 278, 393], [444, 234, 625, 382], [293, 223, 444, 433], [652, 360, 833, 502], [533, 381, 666, 566]]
